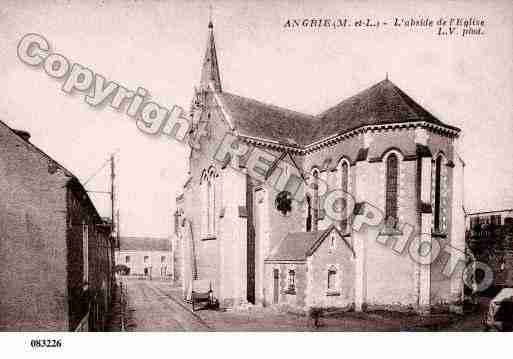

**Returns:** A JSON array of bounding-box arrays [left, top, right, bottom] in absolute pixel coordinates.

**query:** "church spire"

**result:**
[[200, 20, 222, 92]]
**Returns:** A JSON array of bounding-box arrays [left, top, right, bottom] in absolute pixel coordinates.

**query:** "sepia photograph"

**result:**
[[0, 0, 512, 356]]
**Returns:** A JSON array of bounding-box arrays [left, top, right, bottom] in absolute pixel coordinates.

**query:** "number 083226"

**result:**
[[30, 339, 62, 348]]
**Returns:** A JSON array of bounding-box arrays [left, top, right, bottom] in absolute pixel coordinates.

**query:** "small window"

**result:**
[[327, 268, 337, 291], [125, 256, 130, 264], [144, 256, 149, 264], [330, 235, 336, 252], [288, 270, 296, 291], [161, 256, 166, 263]]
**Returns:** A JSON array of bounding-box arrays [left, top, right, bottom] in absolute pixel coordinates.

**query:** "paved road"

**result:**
[[122, 278, 209, 331], [119, 277, 488, 331]]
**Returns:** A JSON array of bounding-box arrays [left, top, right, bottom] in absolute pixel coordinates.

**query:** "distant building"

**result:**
[[466, 209, 513, 288], [115, 237, 172, 278], [466, 209, 513, 234], [0, 120, 115, 331]]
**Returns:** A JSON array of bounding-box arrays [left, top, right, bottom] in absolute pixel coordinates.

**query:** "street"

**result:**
[[122, 278, 209, 331], [114, 277, 489, 331]]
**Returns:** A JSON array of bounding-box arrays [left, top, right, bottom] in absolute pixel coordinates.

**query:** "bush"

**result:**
[[308, 307, 324, 328], [114, 264, 129, 275]]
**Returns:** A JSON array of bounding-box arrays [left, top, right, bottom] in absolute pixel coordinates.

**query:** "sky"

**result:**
[[1, 0, 512, 237]]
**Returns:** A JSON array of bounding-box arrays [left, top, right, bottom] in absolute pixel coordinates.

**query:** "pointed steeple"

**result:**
[[200, 21, 222, 92]]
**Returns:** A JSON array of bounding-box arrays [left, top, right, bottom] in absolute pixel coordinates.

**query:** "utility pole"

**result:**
[[116, 210, 120, 248], [110, 154, 116, 246]]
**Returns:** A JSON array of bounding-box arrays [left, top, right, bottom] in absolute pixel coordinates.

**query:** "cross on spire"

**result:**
[[200, 10, 222, 92], [208, 4, 213, 28]]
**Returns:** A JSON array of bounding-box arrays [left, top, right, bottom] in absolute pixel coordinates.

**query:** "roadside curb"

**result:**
[[153, 285, 212, 330]]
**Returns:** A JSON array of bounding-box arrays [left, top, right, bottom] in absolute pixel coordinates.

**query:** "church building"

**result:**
[[175, 21, 466, 313]]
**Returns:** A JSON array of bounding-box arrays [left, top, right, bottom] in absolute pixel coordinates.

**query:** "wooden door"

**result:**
[[273, 269, 279, 304]]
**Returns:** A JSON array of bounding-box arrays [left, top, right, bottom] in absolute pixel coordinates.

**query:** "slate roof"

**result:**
[[119, 237, 171, 252], [266, 225, 352, 262], [216, 79, 459, 147], [216, 91, 319, 147], [313, 79, 459, 142]]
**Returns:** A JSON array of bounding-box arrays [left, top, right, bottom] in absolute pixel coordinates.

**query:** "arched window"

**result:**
[[207, 179, 212, 233], [208, 168, 217, 235], [200, 171, 208, 237], [338, 159, 350, 230], [311, 169, 320, 231], [385, 153, 399, 223], [306, 195, 312, 232], [341, 161, 349, 193], [200, 168, 218, 238], [434, 155, 443, 233]]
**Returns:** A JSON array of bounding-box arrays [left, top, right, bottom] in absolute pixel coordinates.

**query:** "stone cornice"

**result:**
[[239, 135, 303, 154], [238, 121, 460, 156]]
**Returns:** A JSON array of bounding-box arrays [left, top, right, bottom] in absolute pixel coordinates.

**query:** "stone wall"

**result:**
[[307, 231, 355, 309], [179, 86, 462, 311], [0, 123, 70, 331], [66, 183, 113, 331], [0, 122, 113, 331]]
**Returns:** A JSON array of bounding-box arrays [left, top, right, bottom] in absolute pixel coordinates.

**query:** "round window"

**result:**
[[275, 191, 293, 216]]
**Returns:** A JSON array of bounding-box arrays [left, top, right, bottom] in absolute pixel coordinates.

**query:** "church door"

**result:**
[[273, 269, 279, 304]]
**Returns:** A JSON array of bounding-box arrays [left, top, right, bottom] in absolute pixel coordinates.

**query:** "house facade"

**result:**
[[466, 210, 513, 288], [175, 22, 466, 313], [264, 225, 355, 312], [466, 209, 513, 234], [0, 120, 115, 331], [115, 237, 173, 278]]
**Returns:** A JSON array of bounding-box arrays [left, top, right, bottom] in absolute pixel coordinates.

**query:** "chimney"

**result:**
[[13, 129, 31, 142]]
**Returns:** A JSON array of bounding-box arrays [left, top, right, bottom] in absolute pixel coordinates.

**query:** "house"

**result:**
[[264, 225, 355, 312], [466, 209, 513, 288], [115, 237, 173, 278], [0, 119, 115, 331], [466, 209, 513, 235], [175, 21, 466, 313]]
